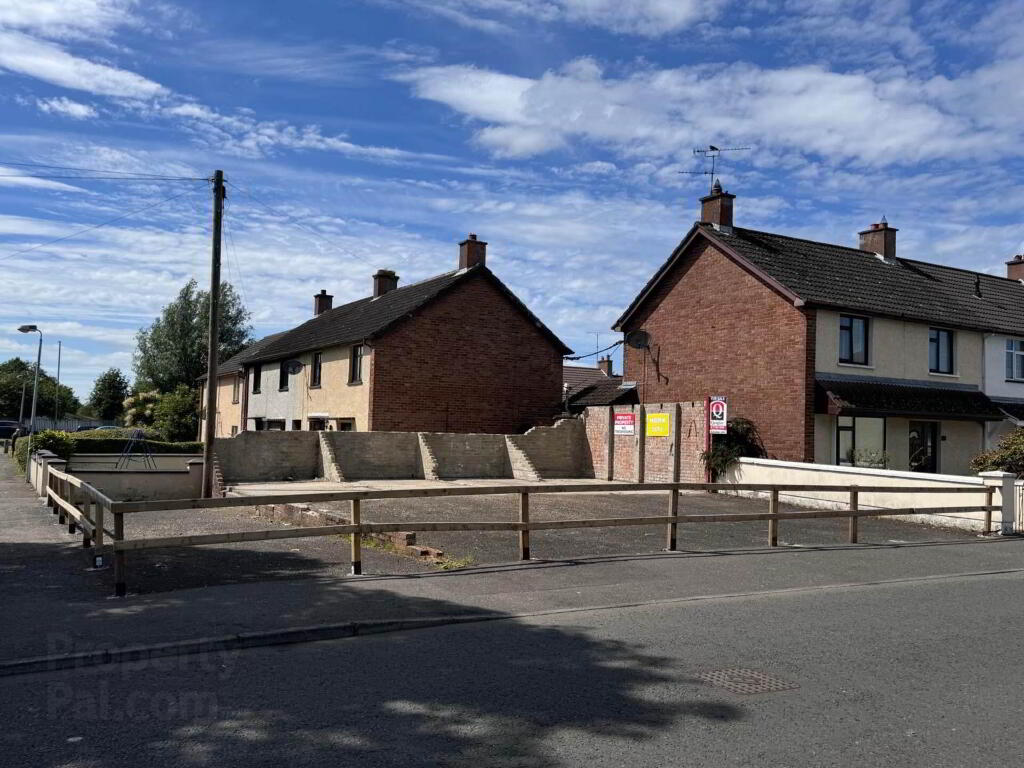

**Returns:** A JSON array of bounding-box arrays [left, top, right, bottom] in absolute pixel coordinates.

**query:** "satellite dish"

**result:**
[[625, 330, 650, 350], [285, 359, 304, 375]]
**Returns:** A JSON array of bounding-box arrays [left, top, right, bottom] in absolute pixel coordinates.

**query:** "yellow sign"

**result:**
[[646, 412, 670, 437]]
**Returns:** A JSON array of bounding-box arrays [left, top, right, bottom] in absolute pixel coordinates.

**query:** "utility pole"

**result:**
[[201, 170, 225, 498], [54, 340, 61, 426], [18, 380, 26, 426]]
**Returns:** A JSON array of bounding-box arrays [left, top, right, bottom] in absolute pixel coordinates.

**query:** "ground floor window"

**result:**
[[292, 419, 302, 431], [836, 416, 887, 467], [335, 418, 355, 431], [266, 419, 286, 431], [252, 418, 265, 431], [308, 417, 327, 431], [230, 426, 238, 437]]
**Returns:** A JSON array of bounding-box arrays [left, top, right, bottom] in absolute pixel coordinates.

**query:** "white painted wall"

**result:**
[[245, 362, 303, 428], [982, 333, 1024, 400]]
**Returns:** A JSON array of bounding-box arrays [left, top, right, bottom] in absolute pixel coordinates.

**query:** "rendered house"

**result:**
[[614, 182, 1024, 474], [198, 332, 285, 438], [213, 235, 570, 435]]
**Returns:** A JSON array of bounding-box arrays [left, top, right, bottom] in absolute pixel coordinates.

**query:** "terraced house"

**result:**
[[615, 182, 1024, 475], [201, 235, 570, 436]]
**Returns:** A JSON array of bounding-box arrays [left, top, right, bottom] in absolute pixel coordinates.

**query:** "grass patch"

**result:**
[[436, 554, 475, 570]]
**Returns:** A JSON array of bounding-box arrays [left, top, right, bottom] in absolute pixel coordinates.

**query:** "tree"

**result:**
[[133, 279, 252, 394], [970, 427, 1024, 476], [153, 385, 199, 442], [123, 390, 161, 430], [87, 368, 131, 421], [0, 357, 80, 420]]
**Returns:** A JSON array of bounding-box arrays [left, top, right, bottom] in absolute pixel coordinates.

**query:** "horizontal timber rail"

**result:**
[[109, 482, 987, 514]]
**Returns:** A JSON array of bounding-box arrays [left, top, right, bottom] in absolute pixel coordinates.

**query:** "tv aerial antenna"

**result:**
[[680, 145, 751, 193]]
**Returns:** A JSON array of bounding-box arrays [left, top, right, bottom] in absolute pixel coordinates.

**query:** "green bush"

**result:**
[[700, 417, 768, 481], [13, 429, 75, 470], [970, 427, 1024, 476]]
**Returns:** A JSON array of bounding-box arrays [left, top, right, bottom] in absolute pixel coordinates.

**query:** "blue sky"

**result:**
[[2, 0, 1023, 399]]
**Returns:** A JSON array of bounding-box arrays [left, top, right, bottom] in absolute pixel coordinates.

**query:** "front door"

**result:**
[[909, 421, 938, 473]]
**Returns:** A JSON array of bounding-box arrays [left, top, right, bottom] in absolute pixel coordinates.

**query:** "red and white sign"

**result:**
[[709, 396, 728, 434], [614, 413, 635, 435]]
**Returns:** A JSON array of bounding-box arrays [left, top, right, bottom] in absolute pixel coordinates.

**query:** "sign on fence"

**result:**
[[613, 413, 635, 435], [709, 396, 728, 435], [646, 412, 670, 437]]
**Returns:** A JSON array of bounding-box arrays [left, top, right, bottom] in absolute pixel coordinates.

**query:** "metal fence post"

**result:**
[[665, 488, 678, 551], [768, 489, 779, 547], [350, 499, 362, 575], [519, 492, 531, 560], [848, 487, 859, 544]]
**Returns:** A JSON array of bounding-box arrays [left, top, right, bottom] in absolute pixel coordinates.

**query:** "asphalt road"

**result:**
[[4, 566, 1023, 767]]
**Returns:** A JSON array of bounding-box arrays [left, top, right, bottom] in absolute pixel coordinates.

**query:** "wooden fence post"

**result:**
[[350, 499, 362, 575], [81, 492, 92, 548], [768, 489, 779, 547], [984, 487, 994, 535], [113, 512, 126, 597], [849, 487, 859, 544], [65, 480, 77, 535], [665, 488, 678, 551], [519, 492, 531, 560]]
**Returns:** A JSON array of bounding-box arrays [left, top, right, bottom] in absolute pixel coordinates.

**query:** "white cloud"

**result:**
[[0, 30, 166, 98], [401, 58, 1022, 165], [35, 96, 97, 119], [0, 0, 136, 39]]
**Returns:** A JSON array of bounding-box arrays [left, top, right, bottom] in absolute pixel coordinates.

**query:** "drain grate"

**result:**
[[697, 668, 799, 695]]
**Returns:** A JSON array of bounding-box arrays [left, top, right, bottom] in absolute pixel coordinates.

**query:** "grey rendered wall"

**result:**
[[419, 432, 513, 479], [214, 431, 321, 482], [324, 431, 425, 480], [506, 418, 588, 480]]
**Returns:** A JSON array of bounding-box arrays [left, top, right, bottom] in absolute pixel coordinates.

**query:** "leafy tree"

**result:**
[[153, 385, 199, 442], [87, 368, 131, 421], [970, 428, 1024, 476], [0, 357, 80, 420], [133, 279, 252, 393]]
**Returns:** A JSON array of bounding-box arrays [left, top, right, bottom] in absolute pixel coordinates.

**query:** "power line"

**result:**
[[0, 159, 207, 180], [0, 174, 206, 181], [564, 339, 623, 361], [225, 179, 373, 266], [0, 186, 201, 262]]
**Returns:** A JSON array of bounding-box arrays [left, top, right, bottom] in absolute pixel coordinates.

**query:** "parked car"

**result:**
[[75, 425, 120, 432], [0, 421, 20, 439]]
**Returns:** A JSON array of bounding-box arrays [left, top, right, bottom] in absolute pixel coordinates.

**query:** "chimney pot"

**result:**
[[859, 218, 898, 259], [313, 289, 333, 316], [1006, 254, 1024, 281], [699, 182, 735, 229], [459, 233, 487, 269], [597, 356, 614, 376], [373, 269, 399, 298]]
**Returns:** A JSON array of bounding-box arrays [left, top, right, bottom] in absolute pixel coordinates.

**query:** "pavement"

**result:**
[[5, 455, 1024, 766]]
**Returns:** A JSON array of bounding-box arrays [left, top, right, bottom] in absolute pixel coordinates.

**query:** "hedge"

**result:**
[[14, 428, 201, 470]]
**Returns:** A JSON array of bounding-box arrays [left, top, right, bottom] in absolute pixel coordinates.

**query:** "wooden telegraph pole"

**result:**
[[201, 170, 225, 498]]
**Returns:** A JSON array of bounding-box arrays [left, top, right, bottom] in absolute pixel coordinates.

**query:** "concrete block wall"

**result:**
[[324, 431, 425, 480], [506, 418, 588, 480], [213, 431, 321, 482], [418, 432, 512, 479]]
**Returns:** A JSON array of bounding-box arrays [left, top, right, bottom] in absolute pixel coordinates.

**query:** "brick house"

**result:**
[[210, 235, 570, 435], [614, 181, 1024, 474]]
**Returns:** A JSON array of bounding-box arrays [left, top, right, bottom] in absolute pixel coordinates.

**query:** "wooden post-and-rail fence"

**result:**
[[25, 451, 1005, 597]]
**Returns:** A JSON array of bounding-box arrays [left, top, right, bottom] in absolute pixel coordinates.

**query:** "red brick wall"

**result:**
[[369, 271, 564, 434], [611, 404, 638, 481], [583, 407, 610, 480], [622, 239, 813, 461]]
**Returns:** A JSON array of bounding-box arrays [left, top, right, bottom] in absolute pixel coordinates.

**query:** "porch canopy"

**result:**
[[816, 377, 1005, 421]]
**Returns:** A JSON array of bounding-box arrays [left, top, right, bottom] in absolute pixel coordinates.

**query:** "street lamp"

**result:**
[[17, 325, 42, 477]]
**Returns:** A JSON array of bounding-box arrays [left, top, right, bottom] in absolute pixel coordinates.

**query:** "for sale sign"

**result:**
[[613, 413, 635, 435], [709, 396, 728, 435]]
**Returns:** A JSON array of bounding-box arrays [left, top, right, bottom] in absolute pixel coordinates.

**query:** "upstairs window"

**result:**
[[279, 361, 289, 391], [839, 315, 869, 365], [310, 351, 322, 387], [349, 344, 364, 384], [252, 364, 262, 394], [929, 329, 954, 374], [231, 375, 240, 404], [1006, 339, 1024, 381]]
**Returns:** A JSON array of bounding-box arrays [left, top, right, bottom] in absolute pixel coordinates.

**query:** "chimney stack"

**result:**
[[597, 356, 614, 377], [1007, 254, 1024, 281], [313, 289, 333, 316], [858, 216, 898, 260], [459, 233, 487, 269], [699, 178, 735, 229], [373, 269, 399, 298]]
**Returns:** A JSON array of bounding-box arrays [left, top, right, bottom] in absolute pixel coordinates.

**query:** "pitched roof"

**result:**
[[615, 223, 1024, 336], [199, 332, 287, 381], [816, 376, 1004, 421], [563, 364, 607, 393], [566, 377, 638, 413], [247, 264, 571, 364]]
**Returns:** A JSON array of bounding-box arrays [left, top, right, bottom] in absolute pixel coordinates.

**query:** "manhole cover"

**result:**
[[697, 668, 799, 695]]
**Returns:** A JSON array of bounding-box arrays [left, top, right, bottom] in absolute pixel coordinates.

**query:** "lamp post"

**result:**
[[17, 325, 42, 477]]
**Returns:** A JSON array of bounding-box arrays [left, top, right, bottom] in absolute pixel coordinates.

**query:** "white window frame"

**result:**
[[1006, 339, 1024, 382]]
